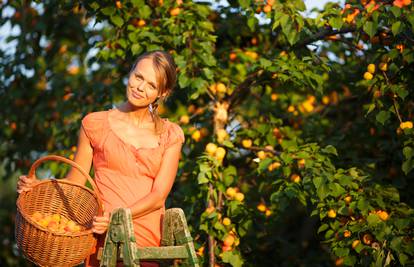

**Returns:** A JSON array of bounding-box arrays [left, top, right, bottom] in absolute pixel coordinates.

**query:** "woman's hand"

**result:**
[[92, 211, 110, 234], [17, 175, 40, 194]]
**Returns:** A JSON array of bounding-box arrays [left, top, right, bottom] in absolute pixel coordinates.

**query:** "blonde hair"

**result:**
[[130, 50, 177, 135]]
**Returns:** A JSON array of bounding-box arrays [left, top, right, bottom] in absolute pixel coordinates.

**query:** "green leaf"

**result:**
[[403, 146, 413, 160], [398, 253, 408, 265], [367, 213, 381, 227], [313, 176, 324, 189], [178, 74, 190, 88], [238, 0, 251, 9], [393, 85, 409, 100], [334, 247, 350, 257], [363, 21, 376, 38], [101, 7, 116, 16], [221, 251, 244, 267], [202, 67, 214, 80], [286, 30, 299, 46], [131, 43, 142, 55], [224, 165, 237, 177], [392, 21, 402, 35], [317, 223, 329, 234], [131, 0, 144, 7], [317, 183, 329, 200], [402, 159, 413, 175], [390, 6, 402, 17], [408, 13, 414, 31], [376, 110, 390, 125], [366, 103, 376, 116], [247, 17, 257, 31], [258, 158, 272, 173], [322, 145, 338, 156], [329, 16, 343, 29], [197, 172, 209, 184], [110, 15, 124, 27], [329, 183, 346, 197], [138, 5, 152, 19], [259, 58, 272, 69], [357, 198, 369, 212], [222, 140, 235, 148]]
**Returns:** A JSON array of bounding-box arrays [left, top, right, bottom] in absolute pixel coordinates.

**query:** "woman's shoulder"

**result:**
[[81, 111, 109, 147], [161, 118, 185, 148], [82, 110, 108, 123]]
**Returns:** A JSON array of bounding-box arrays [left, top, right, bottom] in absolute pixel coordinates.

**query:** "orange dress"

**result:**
[[81, 109, 185, 267]]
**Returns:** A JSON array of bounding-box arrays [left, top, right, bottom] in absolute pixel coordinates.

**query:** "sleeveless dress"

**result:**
[[82, 109, 185, 267]]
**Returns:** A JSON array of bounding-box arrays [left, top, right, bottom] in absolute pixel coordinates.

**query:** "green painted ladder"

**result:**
[[97, 208, 199, 267]]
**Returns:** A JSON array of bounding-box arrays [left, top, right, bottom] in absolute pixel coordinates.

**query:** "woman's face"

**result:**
[[126, 58, 161, 107]]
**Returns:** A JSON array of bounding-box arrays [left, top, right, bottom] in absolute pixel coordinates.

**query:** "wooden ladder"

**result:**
[[97, 208, 199, 267]]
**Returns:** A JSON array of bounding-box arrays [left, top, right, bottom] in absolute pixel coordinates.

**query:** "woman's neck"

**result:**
[[118, 102, 154, 127]]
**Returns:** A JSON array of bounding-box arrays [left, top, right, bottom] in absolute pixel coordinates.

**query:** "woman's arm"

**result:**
[[17, 125, 93, 192], [128, 142, 183, 219], [64, 125, 94, 185]]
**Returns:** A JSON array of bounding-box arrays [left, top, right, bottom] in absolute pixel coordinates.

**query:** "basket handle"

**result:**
[[27, 154, 103, 216]]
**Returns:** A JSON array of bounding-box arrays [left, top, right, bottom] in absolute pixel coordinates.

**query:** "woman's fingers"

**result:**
[[92, 212, 111, 234], [17, 175, 34, 193], [93, 216, 110, 223], [92, 221, 109, 234]]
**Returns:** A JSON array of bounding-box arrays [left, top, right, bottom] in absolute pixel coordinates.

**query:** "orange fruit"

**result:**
[[222, 217, 231, 226], [179, 115, 190, 124], [223, 235, 235, 246], [352, 239, 360, 249], [242, 139, 252, 148], [234, 192, 244, 202], [367, 64, 376, 74], [379, 62, 387, 71], [362, 233, 373, 245], [363, 72, 373, 80], [257, 203, 267, 212], [215, 147, 226, 160], [344, 230, 351, 238], [377, 210, 389, 221], [263, 4, 272, 13], [170, 7, 181, 16], [206, 143, 218, 155], [327, 209, 337, 218], [226, 187, 237, 198], [290, 174, 301, 183], [400, 121, 413, 130]]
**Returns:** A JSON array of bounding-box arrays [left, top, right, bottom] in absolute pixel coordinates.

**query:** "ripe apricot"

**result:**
[[242, 139, 252, 148], [363, 72, 373, 80], [206, 143, 218, 155], [226, 187, 237, 198], [215, 147, 226, 160], [170, 7, 181, 16], [327, 209, 337, 218], [234, 192, 244, 202], [222, 217, 231, 226], [223, 235, 235, 246]]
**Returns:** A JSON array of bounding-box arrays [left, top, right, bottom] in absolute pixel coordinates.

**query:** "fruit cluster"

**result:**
[[30, 211, 82, 233]]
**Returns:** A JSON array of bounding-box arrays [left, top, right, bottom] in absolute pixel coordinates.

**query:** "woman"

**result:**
[[16, 50, 185, 266]]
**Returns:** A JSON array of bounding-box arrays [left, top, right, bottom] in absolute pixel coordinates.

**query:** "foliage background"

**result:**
[[0, 0, 413, 266]]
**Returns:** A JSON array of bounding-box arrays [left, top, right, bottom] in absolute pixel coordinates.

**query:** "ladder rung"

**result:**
[[135, 245, 189, 260]]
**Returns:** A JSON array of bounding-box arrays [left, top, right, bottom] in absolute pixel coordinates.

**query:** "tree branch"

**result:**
[[294, 26, 358, 48]]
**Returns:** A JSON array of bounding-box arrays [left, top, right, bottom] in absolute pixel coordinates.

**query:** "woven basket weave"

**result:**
[[15, 155, 103, 267]]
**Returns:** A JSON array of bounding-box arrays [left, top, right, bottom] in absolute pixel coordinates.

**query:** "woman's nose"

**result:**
[[137, 80, 146, 91]]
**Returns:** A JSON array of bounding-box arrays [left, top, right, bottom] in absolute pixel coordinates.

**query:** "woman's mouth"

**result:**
[[131, 91, 144, 99]]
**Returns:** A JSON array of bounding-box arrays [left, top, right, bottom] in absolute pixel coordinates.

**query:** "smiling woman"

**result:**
[[16, 50, 185, 267]]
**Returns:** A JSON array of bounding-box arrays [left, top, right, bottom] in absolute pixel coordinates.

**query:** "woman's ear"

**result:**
[[160, 91, 169, 98]]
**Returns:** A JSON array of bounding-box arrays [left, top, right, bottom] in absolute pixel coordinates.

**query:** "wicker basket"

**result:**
[[15, 155, 103, 267]]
